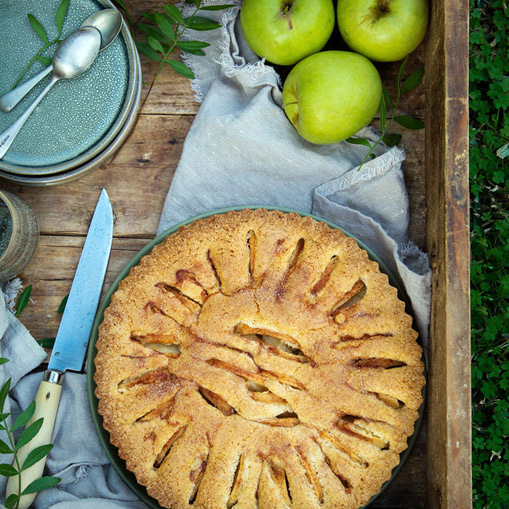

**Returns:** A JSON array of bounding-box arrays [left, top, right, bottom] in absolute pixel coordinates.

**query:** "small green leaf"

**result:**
[[21, 475, 60, 495], [55, 0, 70, 34], [379, 94, 387, 131], [382, 85, 394, 112], [146, 35, 165, 54], [142, 13, 157, 23], [184, 16, 221, 31], [401, 67, 424, 94], [15, 285, 32, 317], [38, 338, 56, 348], [166, 59, 195, 79], [176, 40, 210, 50], [28, 14, 49, 44], [36, 56, 53, 66], [111, 0, 127, 9], [16, 418, 43, 450], [163, 4, 184, 23], [0, 464, 18, 476], [199, 4, 236, 10], [394, 115, 425, 130], [137, 24, 168, 44], [11, 400, 36, 432], [0, 358, 9, 366], [0, 379, 11, 412], [346, 137, 372, 148], [154, 12, 177, 42], [381, 133, 403, 147], [396, 55, 410, 96], [0, 439, 12, 454], [57, 294, 68, 314], [21, 444, 53, 471], [136, 42, 162, 62], [4, 493, 19, 508]]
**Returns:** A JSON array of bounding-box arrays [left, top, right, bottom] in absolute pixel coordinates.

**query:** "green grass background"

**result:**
[[469, 1, 508, 506]]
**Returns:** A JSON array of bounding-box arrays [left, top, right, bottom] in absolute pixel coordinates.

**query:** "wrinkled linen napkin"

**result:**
[[0, 1, 431, 507]]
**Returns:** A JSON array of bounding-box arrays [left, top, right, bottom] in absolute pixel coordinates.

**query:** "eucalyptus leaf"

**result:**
[[0, 439, 12, 454], [154, 13, 177, 42], [346, 137, 372, 148], [21, 444, 53, 471], [382, 86, 394, 112], [55, 0, 70, 34], [4, 493, 19, 508], [16, 418, 43, 450], [15, 285, 32, 317], [381, 133, 403, 147], [11, 400, 35, 433], [0, 464, 18, 476], [0, 358, 9, 366], [401, 67, 424, 94], [166, 59, 195, 79], [200, 4, 236, 10], [394, 115, 425, 130], [57, 294, 68, 314], [21, 475, 60, 495], [396, 55, 409, 96], [36, 56, 53, 66], [163, 4, 184, 23], [142, 13, 157, 23], [136, 42, 162, 62], [185, 16, 221, 31], [137, 24, 169, 44], [176, 40, 210, 50], [38, 338, 56, 349], [147, 35, 165, 54], [28, 14, 49, 44], [177, 47, 205, 56], [0, 379, 11, 412]]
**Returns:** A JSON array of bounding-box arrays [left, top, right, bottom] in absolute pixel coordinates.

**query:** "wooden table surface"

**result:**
[[2, 2, 429, 506]]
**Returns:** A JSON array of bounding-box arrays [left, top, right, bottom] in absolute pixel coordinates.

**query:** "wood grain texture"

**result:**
[[425, 0, 471, 507]]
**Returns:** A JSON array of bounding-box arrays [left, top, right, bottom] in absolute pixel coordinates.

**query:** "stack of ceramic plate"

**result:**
[[0, 0, 141, 186]]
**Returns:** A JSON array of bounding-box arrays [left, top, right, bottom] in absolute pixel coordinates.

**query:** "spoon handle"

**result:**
[[0, 75, 59, 160], [0, 65, 53, 113]]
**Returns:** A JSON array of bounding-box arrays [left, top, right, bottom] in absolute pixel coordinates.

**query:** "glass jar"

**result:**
[[0, 190, 39, 281]]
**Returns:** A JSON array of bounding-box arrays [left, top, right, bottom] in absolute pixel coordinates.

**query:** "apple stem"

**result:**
[[371, 0, 391, 20]]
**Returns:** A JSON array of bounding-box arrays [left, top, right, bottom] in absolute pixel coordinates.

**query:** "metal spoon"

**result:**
[[0, 9, 122, 113], [0, 27, 101, 159]]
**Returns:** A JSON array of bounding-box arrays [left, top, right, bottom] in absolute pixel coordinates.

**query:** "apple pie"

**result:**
[[95, 209, 425, 509]]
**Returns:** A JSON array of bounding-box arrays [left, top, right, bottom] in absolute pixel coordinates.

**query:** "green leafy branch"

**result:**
[[113, 0, 234, 80], [0, 359, 60, 508], [11, 0, 70, 89], [346, 56, 425, 169], [15, 286, 68, 349]]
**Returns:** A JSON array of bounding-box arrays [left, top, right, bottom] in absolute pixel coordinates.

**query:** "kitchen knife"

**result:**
[[6, 188, 113, 508]]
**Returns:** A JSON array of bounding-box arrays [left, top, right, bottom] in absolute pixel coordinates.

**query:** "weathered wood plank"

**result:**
[[425, 0, 471, 507], [16, 236, 149, 342], [2, 114, 193, 237]]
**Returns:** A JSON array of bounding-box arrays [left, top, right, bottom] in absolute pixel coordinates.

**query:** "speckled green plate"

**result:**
[[87, 207, 426, 509], [0, 0, 137, 176]]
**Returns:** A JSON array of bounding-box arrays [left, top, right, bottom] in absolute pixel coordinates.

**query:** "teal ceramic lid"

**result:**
[[0, 0, 137, 175]]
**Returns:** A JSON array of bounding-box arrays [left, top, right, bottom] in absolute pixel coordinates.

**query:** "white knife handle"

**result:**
[[6, 371, 63, 509]]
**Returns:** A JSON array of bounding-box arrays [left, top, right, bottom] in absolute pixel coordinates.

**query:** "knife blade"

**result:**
[[6, 188, 113, 509]]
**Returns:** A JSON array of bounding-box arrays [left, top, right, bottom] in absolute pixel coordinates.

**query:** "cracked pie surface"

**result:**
[[94, 209, 425, 509]]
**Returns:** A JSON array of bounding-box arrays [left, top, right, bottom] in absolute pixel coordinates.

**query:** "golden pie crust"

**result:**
[[95, 209, 425, 509]]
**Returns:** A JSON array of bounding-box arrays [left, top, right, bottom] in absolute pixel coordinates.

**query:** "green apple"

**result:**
[[337, 0, 429, 62], [282, 51, 382, 145], [240, 0, 335, 66]]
